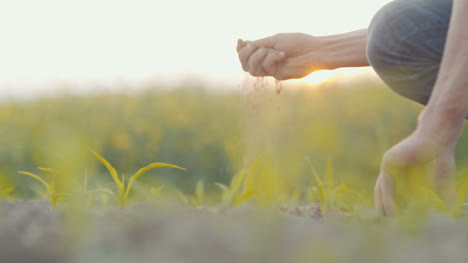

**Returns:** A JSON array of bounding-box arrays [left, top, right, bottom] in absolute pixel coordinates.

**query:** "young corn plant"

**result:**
[[92, 150, 185, 208], [18, 167, 66, 207], [189, 180, 206, 206], [214, 157, 260, 209], [307, 159, 348, 215], [76, 170, 114, 208]]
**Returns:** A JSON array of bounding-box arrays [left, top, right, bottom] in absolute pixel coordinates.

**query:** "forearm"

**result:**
[[316, 29, 369, 69], [419, 0, 468, 145]]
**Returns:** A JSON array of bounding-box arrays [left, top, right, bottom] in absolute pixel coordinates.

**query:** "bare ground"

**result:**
[[1, 200, 468, 263]]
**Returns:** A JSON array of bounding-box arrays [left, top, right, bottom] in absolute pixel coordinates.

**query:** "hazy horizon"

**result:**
[[0, 0, 391, 96]]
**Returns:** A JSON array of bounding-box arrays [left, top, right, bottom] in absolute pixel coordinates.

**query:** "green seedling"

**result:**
[[190, 180, 205, 206], [214, 156, 260, 208], [307, 158, 347, 215], [92, 150, 185, 208], [18, 167, 66, 207], [76, 170, 114, 208]]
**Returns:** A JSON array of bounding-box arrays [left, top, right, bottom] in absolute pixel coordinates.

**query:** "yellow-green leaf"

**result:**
[[313, 171, 324, 190], [18, 171, 50, 190], [233, 189, 255, 206], [230, 170, 246, 194], [92, 150, 123, 191], [51, 193, 68, 207], [195, 180, 205, 204], [48, 184, 55, 194], [326, 158, 334, 186], [124, 163, 185, 199], [190, 196, 200, 207]]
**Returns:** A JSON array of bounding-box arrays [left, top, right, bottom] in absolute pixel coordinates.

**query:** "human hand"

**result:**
[[375, 129, 457, 216], [236, 33, 329, 80]]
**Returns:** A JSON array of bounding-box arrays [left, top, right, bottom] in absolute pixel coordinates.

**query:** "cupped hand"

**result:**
[[236, 33, 328, 80], [375, 129, 457, 216]]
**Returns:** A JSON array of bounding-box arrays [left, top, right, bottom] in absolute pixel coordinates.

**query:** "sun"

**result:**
[[294, 67, 374, 86], [300, 70, 336, 85]]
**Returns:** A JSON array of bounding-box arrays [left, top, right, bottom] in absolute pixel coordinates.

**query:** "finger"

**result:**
[[261, 50, 286, 77], [237, 39, 247, 52], [247, 47, 269, 76], [380, 172, 395, 216], [252, 34, 278, 49], [374, 175, 385, 215], [433, 155, 457, 210], [238, 43, 257, 72]]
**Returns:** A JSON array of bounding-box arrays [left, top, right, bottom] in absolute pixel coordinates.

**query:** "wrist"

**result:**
[[417, 107, 464, 148]]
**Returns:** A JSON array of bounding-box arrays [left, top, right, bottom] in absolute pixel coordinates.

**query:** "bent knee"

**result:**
[[366, 0, 418, 78], [366, 0, 450, 105]]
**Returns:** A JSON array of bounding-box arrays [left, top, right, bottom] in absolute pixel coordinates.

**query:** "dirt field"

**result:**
[[2, 200, 468, 263]]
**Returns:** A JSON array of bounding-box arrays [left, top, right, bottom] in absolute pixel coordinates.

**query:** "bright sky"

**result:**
[[0, 0, 391, 95]]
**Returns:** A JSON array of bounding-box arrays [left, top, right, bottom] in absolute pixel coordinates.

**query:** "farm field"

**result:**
[[0, 79, 467, 262]]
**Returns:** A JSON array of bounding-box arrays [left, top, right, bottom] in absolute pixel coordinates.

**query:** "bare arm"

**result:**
[[418, 0, 468, 146], [237, 29, 369, 80], [319, 29, 369, 69], [375, 0, 468, 216]]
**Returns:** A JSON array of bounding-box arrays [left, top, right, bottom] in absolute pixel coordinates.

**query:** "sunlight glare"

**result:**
[[295, 67, 374, 86], [300, 70, 336, 85]]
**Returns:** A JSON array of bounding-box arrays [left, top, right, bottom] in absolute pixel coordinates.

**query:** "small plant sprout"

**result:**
[[214, 157, 260, 208], [307, 158, 347, 215], [92, 150, 185, 208], [18, 168, 66, 207], [76, 169, 114, 208], [190, 180, 205, 206]]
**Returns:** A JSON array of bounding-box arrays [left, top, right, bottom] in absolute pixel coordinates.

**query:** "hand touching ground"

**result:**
[[375, 129, 457, 216]]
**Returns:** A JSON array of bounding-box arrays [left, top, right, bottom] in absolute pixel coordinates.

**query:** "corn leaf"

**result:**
[[214, 183, 231, 202], [190, 196, 200, 207], [124, 163, 185, 199], [92, 150, 123, 191], [195, 180, 205, 204], [230, 170, 246, 194], [233, 189, 255, 206], [242, 156, 261, 192], [326, 158, 334, 186], [312, 169, 324, 191], [52, 193, 66, 202], [48, 184, 55, 194], [18, 171, 50, 190]]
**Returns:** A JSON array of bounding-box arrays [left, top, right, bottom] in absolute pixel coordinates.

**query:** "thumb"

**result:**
[[237, 39, 247, 52]]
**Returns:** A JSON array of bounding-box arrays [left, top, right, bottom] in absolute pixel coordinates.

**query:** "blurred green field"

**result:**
[[1, 79, 468, 263], [0, 79, 467, 209]]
